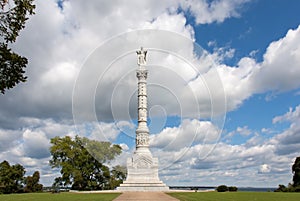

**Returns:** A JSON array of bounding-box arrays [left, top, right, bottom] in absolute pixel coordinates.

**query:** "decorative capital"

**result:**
[[136, 70, 147, 79]]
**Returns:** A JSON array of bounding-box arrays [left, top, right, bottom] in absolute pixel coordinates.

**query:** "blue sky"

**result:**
[[1, 0, 300, 188], [195, 0, 300, 63], [213, 0, 300, 143]]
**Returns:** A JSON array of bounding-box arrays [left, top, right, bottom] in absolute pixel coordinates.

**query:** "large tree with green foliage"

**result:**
[[49, 136, 124, 190], [292, 156, 300, 187], [0, 0, 35, 94], [0, 160, 25, 194], [24, 171, 43, 192]]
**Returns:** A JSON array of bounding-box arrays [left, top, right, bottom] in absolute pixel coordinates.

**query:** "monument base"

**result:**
[[117, 184, 169, 192], [117, 147, 169, 191]]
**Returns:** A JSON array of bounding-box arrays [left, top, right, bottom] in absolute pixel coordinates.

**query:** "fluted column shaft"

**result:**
[[136, 67, 149, 148]]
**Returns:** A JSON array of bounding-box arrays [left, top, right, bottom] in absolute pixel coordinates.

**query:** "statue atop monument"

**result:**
[[136, 47, 147, 65]]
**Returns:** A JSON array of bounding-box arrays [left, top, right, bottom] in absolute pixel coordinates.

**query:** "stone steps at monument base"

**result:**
[[117, 181, 169, 191], [119, 183, 168, 186], [117, 185, 170, 192]]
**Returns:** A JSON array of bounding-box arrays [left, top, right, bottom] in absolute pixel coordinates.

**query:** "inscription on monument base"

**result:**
[[117, 154, 169, 191]]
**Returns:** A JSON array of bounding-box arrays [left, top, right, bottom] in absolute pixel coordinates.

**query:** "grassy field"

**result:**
[[0, 192, 120, 201], [168, 191, 300, 201], [1, 191, 300, 201]]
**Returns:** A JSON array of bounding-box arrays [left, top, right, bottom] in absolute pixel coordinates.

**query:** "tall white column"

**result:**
[[136, 47, 150, 150], [117, 47, 169, 191]]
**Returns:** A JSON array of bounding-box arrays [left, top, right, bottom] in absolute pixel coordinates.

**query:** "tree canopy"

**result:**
[[24, 171, 43, 193], [0, 0, 35, 94], [0, 160, 25, 194], [49, 136, 125, 190], [292, 156, 300, 187], [109, 165, 126, 190], [0, 160, 42, 194]]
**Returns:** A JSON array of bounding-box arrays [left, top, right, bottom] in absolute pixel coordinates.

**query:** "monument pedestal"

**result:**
[[117, 148, 169, 191]]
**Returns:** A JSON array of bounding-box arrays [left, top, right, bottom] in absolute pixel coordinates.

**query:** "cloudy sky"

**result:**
[[1, 0, 300, 188]]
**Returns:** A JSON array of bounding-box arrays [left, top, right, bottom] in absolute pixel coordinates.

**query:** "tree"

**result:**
[[0, 0, 35, 94], [0, 160, 25, 194], [275, 156, 300, 192], [228, 186, 238, 192], [292, 156, 300, 187], [216, 185, 228, 192], [275, 184, 288, 192], [108, 165, 127, 190], [49, 136, 123, 190], [24, 171, 43, 192]]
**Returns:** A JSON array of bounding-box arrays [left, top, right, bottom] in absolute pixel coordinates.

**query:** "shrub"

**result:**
[[274, 184, 300, 192], [228, 186, 238, 191], [289, 186, 300, 192], [275, 184, 288, 192], [295, 186, 300, 192], [216, 185, 228, 192]]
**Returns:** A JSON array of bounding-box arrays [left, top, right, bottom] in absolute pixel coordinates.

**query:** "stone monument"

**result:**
[[117, 47, 169, 191]]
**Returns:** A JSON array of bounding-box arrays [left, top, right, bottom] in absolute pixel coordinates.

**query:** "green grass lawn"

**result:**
[[168, 191, 300, 201], [0, 192, 121, 201], [2, 191, 300, 201]]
